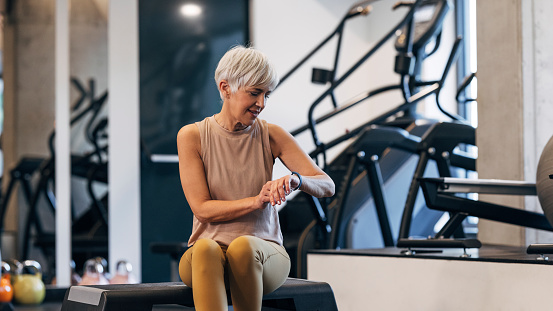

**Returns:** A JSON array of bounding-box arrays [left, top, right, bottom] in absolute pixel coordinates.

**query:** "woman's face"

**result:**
[[226, 85, 271, 127]]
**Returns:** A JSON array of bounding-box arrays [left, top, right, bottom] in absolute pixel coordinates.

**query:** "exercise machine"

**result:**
[[0, 78, 110, 280], [277, 0, 475, 277], [414, 134, 553, 255]]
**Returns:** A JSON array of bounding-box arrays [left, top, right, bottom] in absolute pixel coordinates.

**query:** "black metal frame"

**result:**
[[454, 0, 477, 121], [397, 121, 476, 239], [279, 0, 464, 277], [280, 0, 455, 150], [0, 80, 111, 280], [305, 1, 421, 151], [310, 3, 459, 247], [408, 177, 553, 252], [420, 178, 553, 232], [328, 126, 421, 248]]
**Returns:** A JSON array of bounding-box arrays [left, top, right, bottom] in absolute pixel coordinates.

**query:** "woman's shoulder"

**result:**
[[267, 122, 296, 158], [267, 122, 291, 139], [177, 123, 201, 146], [177, 123, 199, 136]]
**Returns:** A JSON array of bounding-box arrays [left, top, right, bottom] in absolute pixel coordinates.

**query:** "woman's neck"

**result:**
[[214, 113, 248, 131]]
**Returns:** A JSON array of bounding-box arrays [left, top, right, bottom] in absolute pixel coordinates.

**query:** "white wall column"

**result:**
[[522, 0, 553, 244], [476, 0, 525, 246], [55, 0, 71, 287], [477, 0, 553, 245], [108, 0, 141, 280]]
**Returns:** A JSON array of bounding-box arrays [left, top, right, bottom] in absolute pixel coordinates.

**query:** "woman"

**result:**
[[177, 45, 335, 311]]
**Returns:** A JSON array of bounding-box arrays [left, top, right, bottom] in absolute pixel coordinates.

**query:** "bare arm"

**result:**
[[267, 123, 335, 205], [177, 125, 274, 223]]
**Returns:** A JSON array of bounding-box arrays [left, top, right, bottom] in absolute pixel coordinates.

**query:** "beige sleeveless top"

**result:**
[[187, 116, 283, 246]]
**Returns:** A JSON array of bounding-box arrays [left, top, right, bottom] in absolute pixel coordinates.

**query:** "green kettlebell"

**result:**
[[13, 260, 45, 305]]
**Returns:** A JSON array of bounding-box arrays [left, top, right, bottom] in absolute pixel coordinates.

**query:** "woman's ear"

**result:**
[[219, 80, 230, 98]]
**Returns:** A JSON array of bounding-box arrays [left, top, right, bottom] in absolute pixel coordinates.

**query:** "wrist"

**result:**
[[253, 195, 263, 209], [291, 171, 303, 191]]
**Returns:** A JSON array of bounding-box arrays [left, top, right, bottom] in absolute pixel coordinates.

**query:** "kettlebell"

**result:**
[[5, 260, 21, 283], [13, 260, 45, 305], [94, 257, 111, 281], [50, 259, 83, 286], [79, 259, 109, 285], [70, 260, 82, 286], [109, 260, 138, 284], [0, 262, 13, 302]]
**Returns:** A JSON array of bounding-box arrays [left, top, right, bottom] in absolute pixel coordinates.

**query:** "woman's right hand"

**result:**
[[256, 176, 293, 208], [255, 181, 273, 209]]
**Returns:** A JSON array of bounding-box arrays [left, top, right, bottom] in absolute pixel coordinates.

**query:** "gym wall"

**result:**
[[476, 0, 553, 246], [2, 0, 108, 264]]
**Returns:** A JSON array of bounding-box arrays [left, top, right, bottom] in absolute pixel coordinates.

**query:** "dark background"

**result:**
[[138, 0, 249, 282]]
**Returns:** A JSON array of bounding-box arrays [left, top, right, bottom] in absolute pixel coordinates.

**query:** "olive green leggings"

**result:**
[[179, 236, 290, 311]]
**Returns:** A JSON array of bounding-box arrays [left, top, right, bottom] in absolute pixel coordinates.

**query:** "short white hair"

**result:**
[[214, 45, 279, 100]]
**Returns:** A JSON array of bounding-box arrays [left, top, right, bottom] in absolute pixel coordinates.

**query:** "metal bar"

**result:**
[[398, 150, 430, 239], [308, 0, 423, 147], [23, 173, 50, 260], [277, 24, 343, 87], [305, 193, 331, 247], [0, 177, 17, 245], [278, 0, 379, 87], [434, 177, 537, 195], [289, 84, 401, 136], [439, 37, 463, 86], [364, 158, 394, 246], [527, 244, 553, 255], [329, 155, 358, 249], [420, 180, 553, 232], [435, 213, 467, 238], [435, 157, 452, 179], [308, 83, 439, 158], [332, 23, 345, 82]]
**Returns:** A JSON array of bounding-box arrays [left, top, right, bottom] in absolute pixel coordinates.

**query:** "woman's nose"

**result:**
[[256, 95, 266, 109]]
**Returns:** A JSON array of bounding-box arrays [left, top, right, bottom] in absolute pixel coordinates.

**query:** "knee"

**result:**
[[183, 239, 225, 279], [227, 236, 261, 266], [193, 239, 224, 260], [178, 252, 192, 286]]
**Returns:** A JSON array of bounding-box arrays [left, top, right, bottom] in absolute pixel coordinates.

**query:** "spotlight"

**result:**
[[180, 3, 202, 17]]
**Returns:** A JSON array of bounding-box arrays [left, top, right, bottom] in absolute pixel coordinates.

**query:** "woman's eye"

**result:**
[[250, 92, 259, 97]]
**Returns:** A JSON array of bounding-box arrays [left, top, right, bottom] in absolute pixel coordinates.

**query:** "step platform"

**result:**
[[308, 245, 553, 310], [60, 277, 338, 311]]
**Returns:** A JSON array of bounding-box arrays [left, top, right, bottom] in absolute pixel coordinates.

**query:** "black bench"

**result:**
[[60, 277, 338, 311]]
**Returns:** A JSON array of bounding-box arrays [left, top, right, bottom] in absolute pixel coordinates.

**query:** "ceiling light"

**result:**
[[180, 3, 202, 17]]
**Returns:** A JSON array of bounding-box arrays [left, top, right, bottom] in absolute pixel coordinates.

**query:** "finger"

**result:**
[[285, 176, 292, 194], [269, 188, 276, 206], [261, 193, 271, 204], [261, 185, 274, 206], [267, 183, 276, 197], [270, 184, 283, 205], [273, 186, 282, 205], [277, 181, 287, 202]]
